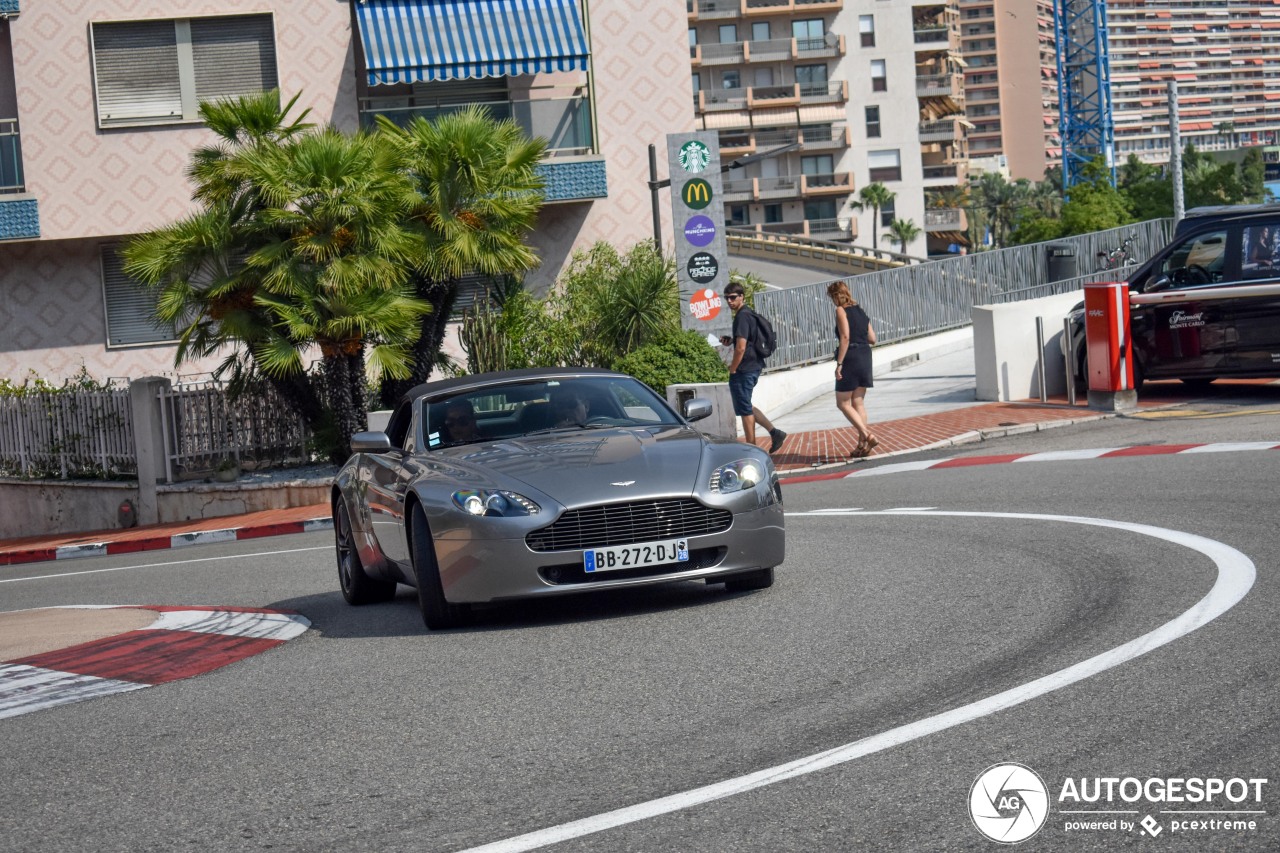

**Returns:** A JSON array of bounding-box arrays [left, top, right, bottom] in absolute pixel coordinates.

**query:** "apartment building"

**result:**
[[957, 0, 1057, 182], [1107, 0, 1280, 163], [0, 0, 693, 381], [688, 0, 969, 259]]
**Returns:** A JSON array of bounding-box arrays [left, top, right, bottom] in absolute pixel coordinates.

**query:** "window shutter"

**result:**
[[102, 247, 176, 347], [191, 15, 278, 104], [92, 21, 182, 126]]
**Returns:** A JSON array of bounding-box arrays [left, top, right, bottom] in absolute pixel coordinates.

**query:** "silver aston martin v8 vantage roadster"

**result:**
[[332, 368, 785, 629]]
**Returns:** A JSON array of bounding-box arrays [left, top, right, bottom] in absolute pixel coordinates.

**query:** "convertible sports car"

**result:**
[[332, 368, 785, 629]]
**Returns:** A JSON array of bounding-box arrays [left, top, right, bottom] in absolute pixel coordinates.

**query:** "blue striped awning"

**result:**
[[356, 0, 590, 85]]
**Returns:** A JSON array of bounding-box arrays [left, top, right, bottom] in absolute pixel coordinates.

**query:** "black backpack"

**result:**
[[749, 308, 777, 360]]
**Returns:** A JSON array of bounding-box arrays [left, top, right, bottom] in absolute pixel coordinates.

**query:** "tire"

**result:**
[[723, 567, 774, 593], [410, 505, 472, 630], [1180, 377, 1216, 390], [335, 499, 397, 605]]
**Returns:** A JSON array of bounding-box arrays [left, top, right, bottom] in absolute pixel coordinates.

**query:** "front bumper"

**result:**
[[434, 501, 785, 603]]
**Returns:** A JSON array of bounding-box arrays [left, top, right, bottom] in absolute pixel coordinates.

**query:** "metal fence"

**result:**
[[754, 219, 1174, 370], [158, 380, 311, 481], [0, 390, 134, 478]]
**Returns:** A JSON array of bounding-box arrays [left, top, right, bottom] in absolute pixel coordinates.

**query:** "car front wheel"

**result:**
[[336, 499, 397, 605], [410, 505, 472, 630]]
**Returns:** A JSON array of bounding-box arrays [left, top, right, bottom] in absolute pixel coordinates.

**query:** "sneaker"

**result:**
[[768, 428, 787, 454]]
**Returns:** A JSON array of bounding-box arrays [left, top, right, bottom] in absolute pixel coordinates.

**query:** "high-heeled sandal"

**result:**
[[850, 436, 869, 459], [863, 434, 880, 454]]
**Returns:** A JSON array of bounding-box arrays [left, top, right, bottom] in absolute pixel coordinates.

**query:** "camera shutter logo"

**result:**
[[679, 140, 711, 174], [682, 178, 713, 210], [969, 763, 1050, 844]]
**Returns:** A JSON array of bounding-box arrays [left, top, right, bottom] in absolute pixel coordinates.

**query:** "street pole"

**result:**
[[648, 144, 663, 256], [1168, 81, 1185, 226]]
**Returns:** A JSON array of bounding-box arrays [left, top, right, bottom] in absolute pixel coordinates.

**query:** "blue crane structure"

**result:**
[[1053, 0, 1115, 190]]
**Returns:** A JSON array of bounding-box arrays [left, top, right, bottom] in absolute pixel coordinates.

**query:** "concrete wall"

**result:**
[[972, 291, 1082, 402], [0, 477, 330, 540]]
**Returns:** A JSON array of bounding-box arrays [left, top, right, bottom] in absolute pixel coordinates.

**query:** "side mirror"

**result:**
[[351, 431, 392, 453], [683, 397, 713, 422]]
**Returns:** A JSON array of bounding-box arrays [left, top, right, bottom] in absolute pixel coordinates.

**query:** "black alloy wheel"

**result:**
[[336, 499, 397, 605]]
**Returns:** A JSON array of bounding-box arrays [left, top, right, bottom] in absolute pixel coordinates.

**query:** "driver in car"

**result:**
[[443, 399, 481, 443], [551, 388, 589, 427]]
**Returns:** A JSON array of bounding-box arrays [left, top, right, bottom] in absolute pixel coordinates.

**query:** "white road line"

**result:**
[[454, 510, 1256, 853], [847, 459, 951, 477], [0, 546, 330, 584]]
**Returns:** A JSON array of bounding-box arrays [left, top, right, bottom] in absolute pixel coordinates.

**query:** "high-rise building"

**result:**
[[1107, 0, 1280, 163], [958, 0, 1058, 182], [688, 0, 971, 258]]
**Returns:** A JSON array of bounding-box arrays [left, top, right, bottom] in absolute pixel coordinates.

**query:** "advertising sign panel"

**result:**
[[667, 132, 732, 346]]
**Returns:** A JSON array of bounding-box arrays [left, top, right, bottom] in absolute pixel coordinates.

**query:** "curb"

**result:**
[[1, 517, 333, 567]]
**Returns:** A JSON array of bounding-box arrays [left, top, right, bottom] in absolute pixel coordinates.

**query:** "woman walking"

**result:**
[[827, 281, 878, 458]]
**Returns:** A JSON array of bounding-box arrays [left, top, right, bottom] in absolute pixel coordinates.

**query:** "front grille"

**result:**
[[525, 498, 733, 552], [537, 546, 727, 585]]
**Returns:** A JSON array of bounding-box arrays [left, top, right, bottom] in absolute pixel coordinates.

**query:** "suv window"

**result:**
[[1156, 229, 1228, 288], [1241, 222, 1280, 280]]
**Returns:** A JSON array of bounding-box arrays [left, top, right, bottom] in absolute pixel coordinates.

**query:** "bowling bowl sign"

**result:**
[[667, 131, 731, 344]]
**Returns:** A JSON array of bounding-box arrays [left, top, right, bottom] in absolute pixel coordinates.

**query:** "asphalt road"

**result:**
[[2, 400, 1278, 852]]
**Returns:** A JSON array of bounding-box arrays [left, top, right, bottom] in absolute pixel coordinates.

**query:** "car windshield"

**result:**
[[422, 376, 683, 449]]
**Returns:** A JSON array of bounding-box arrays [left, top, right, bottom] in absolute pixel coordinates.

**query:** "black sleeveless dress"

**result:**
[[835, 304, 874, 392]]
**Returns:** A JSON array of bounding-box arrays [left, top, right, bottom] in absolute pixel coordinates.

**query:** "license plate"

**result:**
[[584, 538, 689, 573]]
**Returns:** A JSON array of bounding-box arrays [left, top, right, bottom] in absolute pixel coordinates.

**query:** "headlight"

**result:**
[[451, 489, 540, 517], [711, 459, 765, 493]]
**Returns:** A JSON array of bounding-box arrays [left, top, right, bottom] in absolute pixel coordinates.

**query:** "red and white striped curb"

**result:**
[[0, 516, 333, 566], [0, 605, 310, 719], [784, 441, 1280, 484]]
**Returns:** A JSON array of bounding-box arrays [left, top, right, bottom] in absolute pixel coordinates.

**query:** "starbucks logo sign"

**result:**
[[678, 140, 711, 174]]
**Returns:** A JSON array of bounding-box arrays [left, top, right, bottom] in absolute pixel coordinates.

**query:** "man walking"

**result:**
[[720, 282, 786, 454]]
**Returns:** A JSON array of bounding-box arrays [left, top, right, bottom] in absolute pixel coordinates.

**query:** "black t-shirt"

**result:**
[[732, 307, 763, 373]]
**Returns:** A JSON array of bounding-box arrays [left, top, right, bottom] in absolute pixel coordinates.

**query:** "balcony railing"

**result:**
[[799, 80, 847, 104], [914, 27, 951, 43], [924, 208, 966, 230], [699, 42, 748, 64], [923, 163, 966, 181], [689, 0, 742, 16], [916, 73, 962, 98], [748, 38, 795, 62], [919, 118, 961, 142], [360, 94, 593, 157], [1, 118, 24, 195]]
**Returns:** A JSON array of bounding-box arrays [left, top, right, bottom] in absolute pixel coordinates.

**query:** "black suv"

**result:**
[[1065, 204, 1280, 389]]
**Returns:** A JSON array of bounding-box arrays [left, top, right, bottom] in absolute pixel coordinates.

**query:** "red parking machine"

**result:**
[[1083, 281, 1137, 408]]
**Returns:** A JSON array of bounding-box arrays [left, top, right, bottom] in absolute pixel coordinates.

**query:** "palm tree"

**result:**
[[850, 182, 896, 251], [883, 218, 922, 255], [376, 106, 547, 406], [125, 93, 434, 461]]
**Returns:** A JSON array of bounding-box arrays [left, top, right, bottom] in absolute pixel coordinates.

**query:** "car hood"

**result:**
[[433, 426, 706, 502]]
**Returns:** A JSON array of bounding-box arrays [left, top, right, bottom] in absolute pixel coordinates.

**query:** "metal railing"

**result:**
[[157, 380, 310, 481], [360, 94, 594, 157], [0, 389, 134, 479], [750, 219, 1175, 372], [1, 117, 24, 194]]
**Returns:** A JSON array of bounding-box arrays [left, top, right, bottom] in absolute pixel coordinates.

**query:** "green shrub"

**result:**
[[612, 329, 728, 396]]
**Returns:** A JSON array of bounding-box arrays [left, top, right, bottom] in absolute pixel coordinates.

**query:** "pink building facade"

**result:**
[[0, 0, 693, 381]]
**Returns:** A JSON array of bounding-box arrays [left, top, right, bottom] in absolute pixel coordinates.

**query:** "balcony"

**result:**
[[799, 80, 848, 105], [688, 0, 743, 20], [801, 171, 853, 196], [921, 162, 969, 184], [694, 42, 747, 66], [916, 73, 964, 99], [914, 26, 952, 44], [359, 93, 605, 203], [361, 92, 593, 156], [743, 0, 843, 14], [919, 117, 965, 142], [796, 34, 844, 60], [924, 208, 967, 232]]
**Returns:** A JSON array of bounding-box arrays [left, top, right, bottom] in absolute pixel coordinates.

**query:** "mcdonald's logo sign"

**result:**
[[682, 178, 713, 210]]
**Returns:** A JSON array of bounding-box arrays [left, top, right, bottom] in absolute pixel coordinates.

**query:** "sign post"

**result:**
[[667, 132, 732, 349]]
